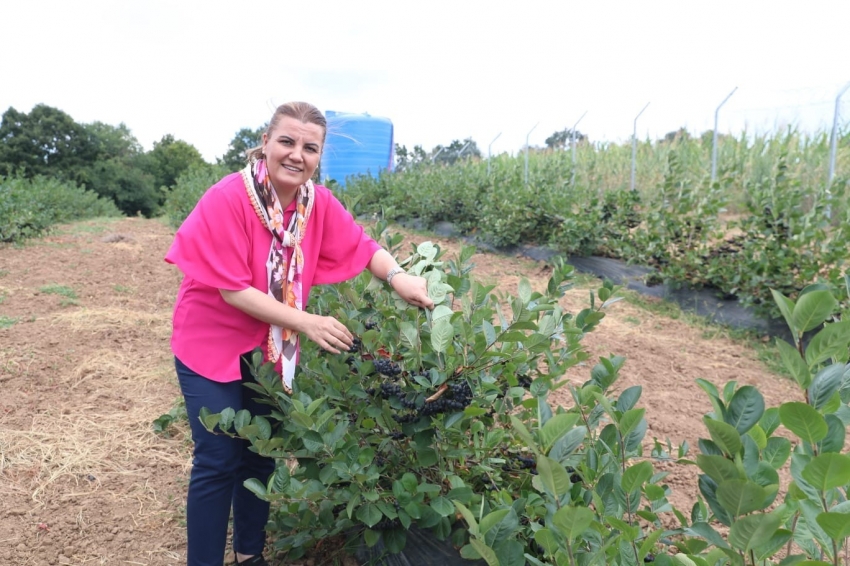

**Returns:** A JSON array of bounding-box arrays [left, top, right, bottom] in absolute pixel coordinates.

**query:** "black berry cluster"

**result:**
[[389, 431, 405, 440], [365, 321, 378, 330], [566, 466, 582, 484], [348, 336, 362, 353], [419, 382, 473, 417], [373, 359, 401, 377], [515, 455, 536, 470], [517, 374, 532, 388]]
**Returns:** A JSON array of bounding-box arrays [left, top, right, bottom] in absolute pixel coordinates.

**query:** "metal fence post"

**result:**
[[525, 122, 539, 186], [488, 132, 502, 176], [571, 111, 588, 187], [828, 81, 850, 187], [630, 103, 650, 191], [711, 87, 738, 183], [431, 147, 444, 163]]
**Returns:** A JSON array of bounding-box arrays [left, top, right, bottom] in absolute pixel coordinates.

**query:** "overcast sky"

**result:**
[[1, 0, 849, 162]]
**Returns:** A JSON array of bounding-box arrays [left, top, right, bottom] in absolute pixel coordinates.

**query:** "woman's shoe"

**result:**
[[235, 556, 269, 566]]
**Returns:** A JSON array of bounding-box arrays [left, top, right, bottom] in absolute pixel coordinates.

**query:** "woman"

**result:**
[[166, 101, 433, 566]]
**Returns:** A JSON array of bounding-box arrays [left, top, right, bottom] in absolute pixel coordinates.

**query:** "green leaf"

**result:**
[[722, 385, 764, 434], [430, 496, 455, 517], [686, 522, 730, 549], [518, 278, 532, 304], [553, 506, 594, 540], [806, 320, 850, 366], [509, 416, 538, 455], [481, 508, 519, 548], [622, 460, 653, 493], [549, 426, 587, 462], [469, 538, 500, 566], [763, 437, 791, 469], [818, 414, 846, 454], [482, 320, 496, 346], [243, 478, 267, 498], [771, 289, 797, 337], [779, 402, 828, 444], [537, 455, 573, 497], [816, 512, 850, 541], [727, 512, 782, 552], [432, 304, 454, 321], [619, 408, 646, 437], [399, 321, 418, 350], [696, 454, 742, 484], [759, 407, 781, 436], [253, 415, 271, 440], [616, 385, 642, 412], [417, 241, 438, 260], [533, 528, 559, 556], [716, 479, 771, 516], [430, 318, 453, 353], [703, 417, 742, 457], [776, 338, 811, 389], [453, 501, 479, 536], [808, 364, 845, 410], [802, 453, 850, 491], [540, 413, 580, 452], [792, 290, 837, 333], [356, 503, 382, 528]]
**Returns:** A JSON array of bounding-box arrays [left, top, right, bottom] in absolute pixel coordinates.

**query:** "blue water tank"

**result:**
[[321, 111, 394, 188]]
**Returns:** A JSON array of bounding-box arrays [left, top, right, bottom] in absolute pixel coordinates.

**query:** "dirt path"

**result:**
[[0, 217, 797, 565]]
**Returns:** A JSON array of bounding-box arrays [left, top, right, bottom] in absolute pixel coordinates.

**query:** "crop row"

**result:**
[[343, 129, 850, 319]]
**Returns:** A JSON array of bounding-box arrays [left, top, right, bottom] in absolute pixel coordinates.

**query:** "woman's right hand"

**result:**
[[300, 312, 354, 354]]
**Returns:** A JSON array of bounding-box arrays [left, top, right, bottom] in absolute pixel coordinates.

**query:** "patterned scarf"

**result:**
[[241, 158, 314, 391]]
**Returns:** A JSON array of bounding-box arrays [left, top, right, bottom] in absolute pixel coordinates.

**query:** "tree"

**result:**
[[394, 143, 428, 171], [0, 104, 98, 182], [545, 128, 587, 150], [218, 125, 266, 171], [83, 121, 143, 160], [431, 138, 481, 166], [144, 134, 207, 191]]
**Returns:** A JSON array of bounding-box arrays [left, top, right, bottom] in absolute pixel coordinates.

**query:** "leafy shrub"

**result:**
[[173, 214, 850, 563], [201, 224, 695, 565], [161, 163, 229, 228], [0, 174, 122, 243]]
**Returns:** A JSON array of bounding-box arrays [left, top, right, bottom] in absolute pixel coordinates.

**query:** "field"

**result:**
[[0, 216, 802, 565]]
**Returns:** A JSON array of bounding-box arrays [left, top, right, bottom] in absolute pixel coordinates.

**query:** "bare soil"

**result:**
[[0, 217, 799, 565]]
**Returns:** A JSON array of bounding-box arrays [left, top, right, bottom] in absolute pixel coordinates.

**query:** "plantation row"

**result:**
[[344, 130, 850, 319]]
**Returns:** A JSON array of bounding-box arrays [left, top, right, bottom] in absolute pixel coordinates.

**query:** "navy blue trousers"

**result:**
[[176, 355, 275, 566]]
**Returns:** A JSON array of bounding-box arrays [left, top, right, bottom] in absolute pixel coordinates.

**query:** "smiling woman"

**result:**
[[164, 101, 435, 566]]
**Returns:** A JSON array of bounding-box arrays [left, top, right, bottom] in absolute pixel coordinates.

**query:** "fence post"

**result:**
[[827, 81, 850, 190], [525, 122, 539, 186], [711, 87, 738, 183], [431, 147, 444, 163], [630, 103, 650, 191], [457, 140, 471, 160], [571, 111, 588, 187], [488, 132, 502, 176]]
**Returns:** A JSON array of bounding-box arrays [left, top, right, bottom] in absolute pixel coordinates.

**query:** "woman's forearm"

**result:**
[[367, 248, 400, 280], [219, 286, 310, 331]]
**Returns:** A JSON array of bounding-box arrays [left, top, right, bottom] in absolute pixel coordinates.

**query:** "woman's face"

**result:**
[[262, 116, 324, 197]]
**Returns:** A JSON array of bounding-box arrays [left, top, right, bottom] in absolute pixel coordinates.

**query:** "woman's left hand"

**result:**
[[391, 273, 435, 310]]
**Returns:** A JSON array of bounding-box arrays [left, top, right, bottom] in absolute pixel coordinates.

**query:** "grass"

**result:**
[[39, 284, 77, 299], [0, 316, 18, 329], [113, 284, 132, 293]]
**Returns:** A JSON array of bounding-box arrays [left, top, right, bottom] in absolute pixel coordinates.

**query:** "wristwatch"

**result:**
[[386, 266, 406, 285]]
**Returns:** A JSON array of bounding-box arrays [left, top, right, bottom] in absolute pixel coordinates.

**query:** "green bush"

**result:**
[[173, 217, 850, 564], [0, 174, 122, 243], [161, 163, 229, 228]]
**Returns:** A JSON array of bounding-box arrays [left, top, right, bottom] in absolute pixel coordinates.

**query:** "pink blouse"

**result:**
[[165, 172, 381, 382]]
